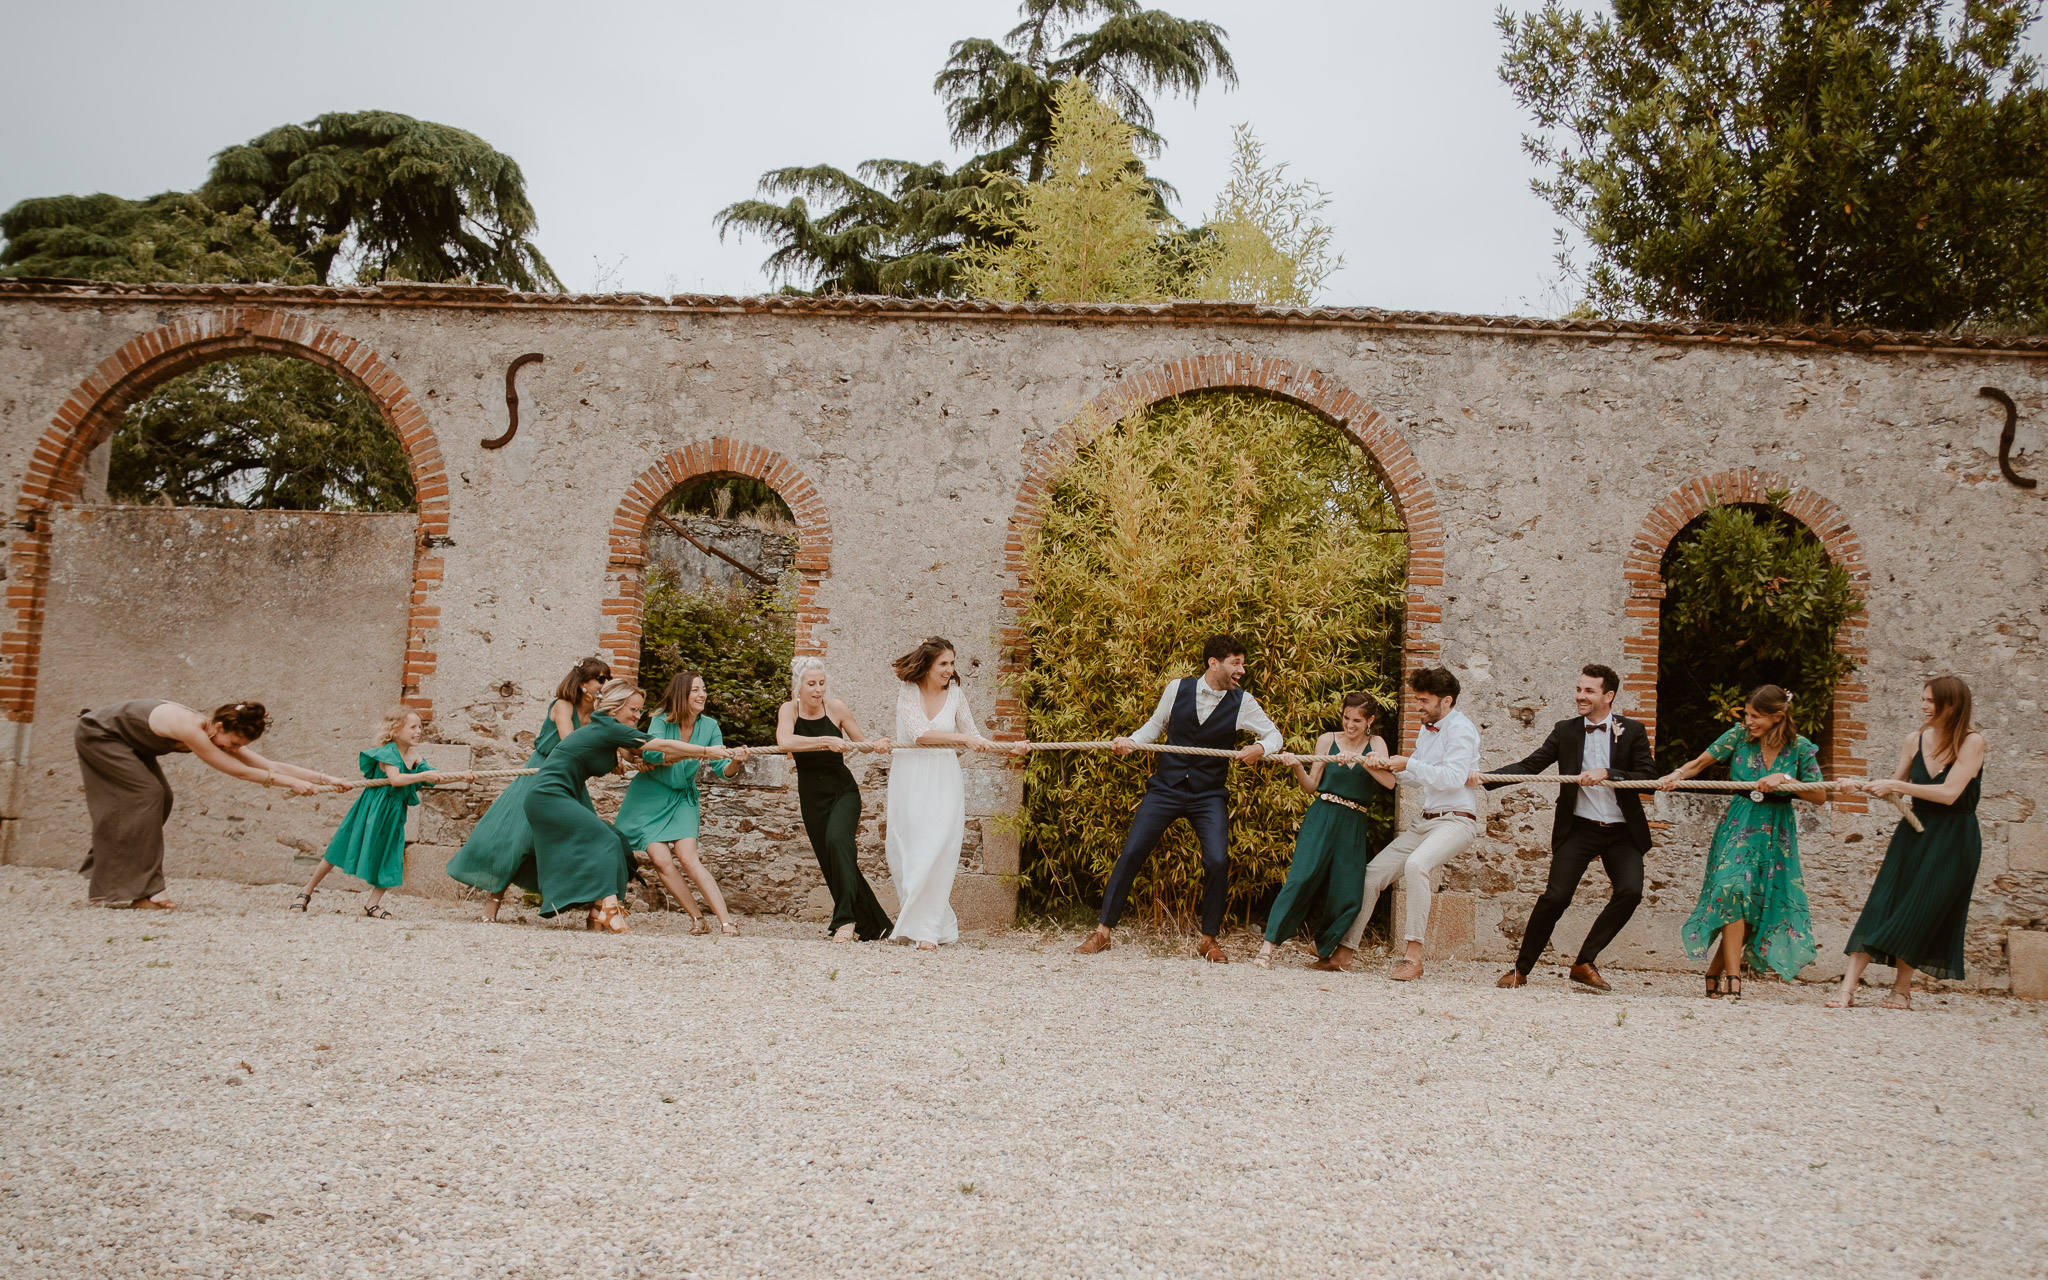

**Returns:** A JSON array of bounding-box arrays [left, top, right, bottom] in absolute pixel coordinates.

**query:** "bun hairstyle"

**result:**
[[593, 679, 642, 719], [1924, 674, 1975, 764], [554, 657, 614, 706], [210, 701, 269, 742], [790, 656, 827, 700], [892, 636, 958, 686], [1745, 684, 1794, 752], [374, 705, 419, 746]]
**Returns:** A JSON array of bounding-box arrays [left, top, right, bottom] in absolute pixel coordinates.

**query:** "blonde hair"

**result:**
[[373, 705, 419, 746], [790, 656, 827, 700], [593, 678, 642, 719]]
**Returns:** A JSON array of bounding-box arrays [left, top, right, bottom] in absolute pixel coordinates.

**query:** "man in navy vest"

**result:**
[[1075, 635, 1284, 963]]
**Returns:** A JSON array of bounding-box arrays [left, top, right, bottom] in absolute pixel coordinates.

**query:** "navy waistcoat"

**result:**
[[1151, 678, 1242, 795]]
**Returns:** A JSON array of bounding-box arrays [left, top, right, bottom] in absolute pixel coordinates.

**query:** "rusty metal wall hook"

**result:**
[[1980, 387, 2036, 490], [482, 353, 544, 449]]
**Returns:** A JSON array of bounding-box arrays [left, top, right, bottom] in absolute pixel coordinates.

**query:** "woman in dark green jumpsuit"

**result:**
[[777, 657, 894, 942], [446, 657, 610, 920], [523, 680, 692, 932]]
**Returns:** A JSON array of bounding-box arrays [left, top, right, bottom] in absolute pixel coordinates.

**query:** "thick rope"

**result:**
[[283, 739, 1922, 828]]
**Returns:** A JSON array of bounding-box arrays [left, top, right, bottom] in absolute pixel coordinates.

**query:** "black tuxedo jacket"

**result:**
[[1483, 714, 1659, 854]]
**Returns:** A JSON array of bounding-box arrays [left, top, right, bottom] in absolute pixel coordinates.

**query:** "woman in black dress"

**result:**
[[1830, 676, 1986, 1010], [775, 657, 893, 942]]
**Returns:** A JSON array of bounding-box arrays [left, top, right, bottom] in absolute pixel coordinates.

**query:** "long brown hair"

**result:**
[[893, 636, 958, 686], [1745, 684, 1794, 753], [554, 657, 613, 705], [1924, 675, 1975, 766], [661, 669, 705, 731]]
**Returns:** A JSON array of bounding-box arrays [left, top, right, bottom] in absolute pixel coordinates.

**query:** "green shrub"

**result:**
[[1655, 500, 1864, 770], [1015, 392, 1408, 926], [638, 566, 794, 745]]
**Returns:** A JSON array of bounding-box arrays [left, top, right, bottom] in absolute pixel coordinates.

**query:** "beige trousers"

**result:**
[[1339, 812, 1479, 950]]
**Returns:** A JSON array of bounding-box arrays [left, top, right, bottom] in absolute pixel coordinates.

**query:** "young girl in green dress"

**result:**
[[1660, 684, 1825, 999], [616, 669, 749, 936], [1830, 676, 1986, 1010], [445, 657, 610, 921], [291, 707, 448, 918], [1254, 693, 1397, 969]]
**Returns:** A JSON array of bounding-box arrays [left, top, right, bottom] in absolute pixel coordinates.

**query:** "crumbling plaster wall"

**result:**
[[0, 289, 2040, 980]]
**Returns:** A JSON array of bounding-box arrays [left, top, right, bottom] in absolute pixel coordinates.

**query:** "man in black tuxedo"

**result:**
[[1479, 664, 1657, 992]]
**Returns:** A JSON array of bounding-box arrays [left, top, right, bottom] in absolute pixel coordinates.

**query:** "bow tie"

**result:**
[[1586, 721, 1611, 734], [1423, 722, 1440, 733]]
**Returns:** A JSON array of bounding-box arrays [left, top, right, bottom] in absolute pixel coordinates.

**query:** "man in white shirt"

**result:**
[[1324, 666, 1481, 980], [1478, 663, 1657, 993], [1075, 634, 1284, 963]]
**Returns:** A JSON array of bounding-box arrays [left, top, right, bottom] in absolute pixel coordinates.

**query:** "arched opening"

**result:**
[[1622, 468, 1871, 809], [6, 308, 449, 883], [637, 472, 799, 749], [600, 441, 835, 920], [1001, 357, 1445, 938]]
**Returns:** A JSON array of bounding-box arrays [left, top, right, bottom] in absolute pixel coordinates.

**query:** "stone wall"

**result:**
[[10, 505, 417, 886], [0, 283, 2041, 979]]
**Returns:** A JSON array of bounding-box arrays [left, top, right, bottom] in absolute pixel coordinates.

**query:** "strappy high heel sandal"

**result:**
[[361, 902, 393, 920], [588, 901, 629, 934], [1724, 972, 1743, 1002], [289, 891, 313, 913], [720, 920, 740, 938], [1705, 973, 1726, 999]]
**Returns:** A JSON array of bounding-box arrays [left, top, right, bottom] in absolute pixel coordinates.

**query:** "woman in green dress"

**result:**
[[292, 707, 463, 918], [524, 680, 694, 932], [445, 657, 610, 921], [777, 657, 893, 942], [616, 669, 750, 936], [1254, 693, 1397, 969], [1830, 676, 1986, 1010], [1661, 684, 1825, 999]]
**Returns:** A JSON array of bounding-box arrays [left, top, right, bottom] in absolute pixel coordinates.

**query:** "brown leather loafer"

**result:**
[[1569, 962, 1611, 993], [1496, 969, 1527, 988], [1075, 929, 1113, 955], [1307, 955, 1346, 973], [1196, 935, 1229, 964], [1389, 960, 1424, 982]]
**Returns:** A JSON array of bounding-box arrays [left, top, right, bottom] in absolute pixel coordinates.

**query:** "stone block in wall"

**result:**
[[398, 844, 468, 901], [952, 871, 1017, 932], [2011, 823, 2048, 874], [1423, 890, 1475, 961], [982, 825, 1020, 877], [2012, 931, 2048, 1001]]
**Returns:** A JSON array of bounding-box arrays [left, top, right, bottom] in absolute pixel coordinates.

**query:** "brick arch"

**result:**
[[599, 439, 832, 679], [1620, 466, 1871, 810], [2, 307, 449, 723], [997, 354, 1446, 749]]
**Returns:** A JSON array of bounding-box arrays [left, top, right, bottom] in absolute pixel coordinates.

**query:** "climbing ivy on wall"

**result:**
[[1655, 500, 1864, 770]]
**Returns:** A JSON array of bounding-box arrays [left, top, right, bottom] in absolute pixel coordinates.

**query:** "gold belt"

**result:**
[[1313, 792, 1374, 817]]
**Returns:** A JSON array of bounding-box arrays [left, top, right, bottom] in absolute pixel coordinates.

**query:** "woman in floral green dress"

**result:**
[[1660, 685, 1825, 999]]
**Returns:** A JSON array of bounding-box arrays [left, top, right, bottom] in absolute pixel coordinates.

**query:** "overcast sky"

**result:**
[[4, 3, 2041, 315]]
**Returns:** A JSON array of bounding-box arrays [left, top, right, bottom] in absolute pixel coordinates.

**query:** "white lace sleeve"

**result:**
[[895, 682, 927, 745], [951, 685, 978, 739]]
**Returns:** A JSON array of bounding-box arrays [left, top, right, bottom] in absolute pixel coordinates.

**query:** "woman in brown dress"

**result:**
[[74, 700, 352, 909]]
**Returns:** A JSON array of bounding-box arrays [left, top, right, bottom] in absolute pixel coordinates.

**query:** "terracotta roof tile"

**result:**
[[2, 278, 2045, 357]]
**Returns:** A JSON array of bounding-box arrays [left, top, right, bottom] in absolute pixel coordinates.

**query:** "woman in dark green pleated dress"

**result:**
[[524, 680, 692, 932], [446, 657, 609, 921], [1254, 693, 1396, 969], [1831, 676, 1986, 1010], [777, 657, 893, 942]]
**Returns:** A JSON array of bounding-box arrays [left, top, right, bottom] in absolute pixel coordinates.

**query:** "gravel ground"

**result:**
[[3, 864, 2045, 1279]]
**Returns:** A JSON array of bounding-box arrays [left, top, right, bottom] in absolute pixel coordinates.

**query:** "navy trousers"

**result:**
[[1099, 784, 1230, 937]]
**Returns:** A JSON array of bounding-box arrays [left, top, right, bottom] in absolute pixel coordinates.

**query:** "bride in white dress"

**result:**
[[884, 637, 1024, 948]]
